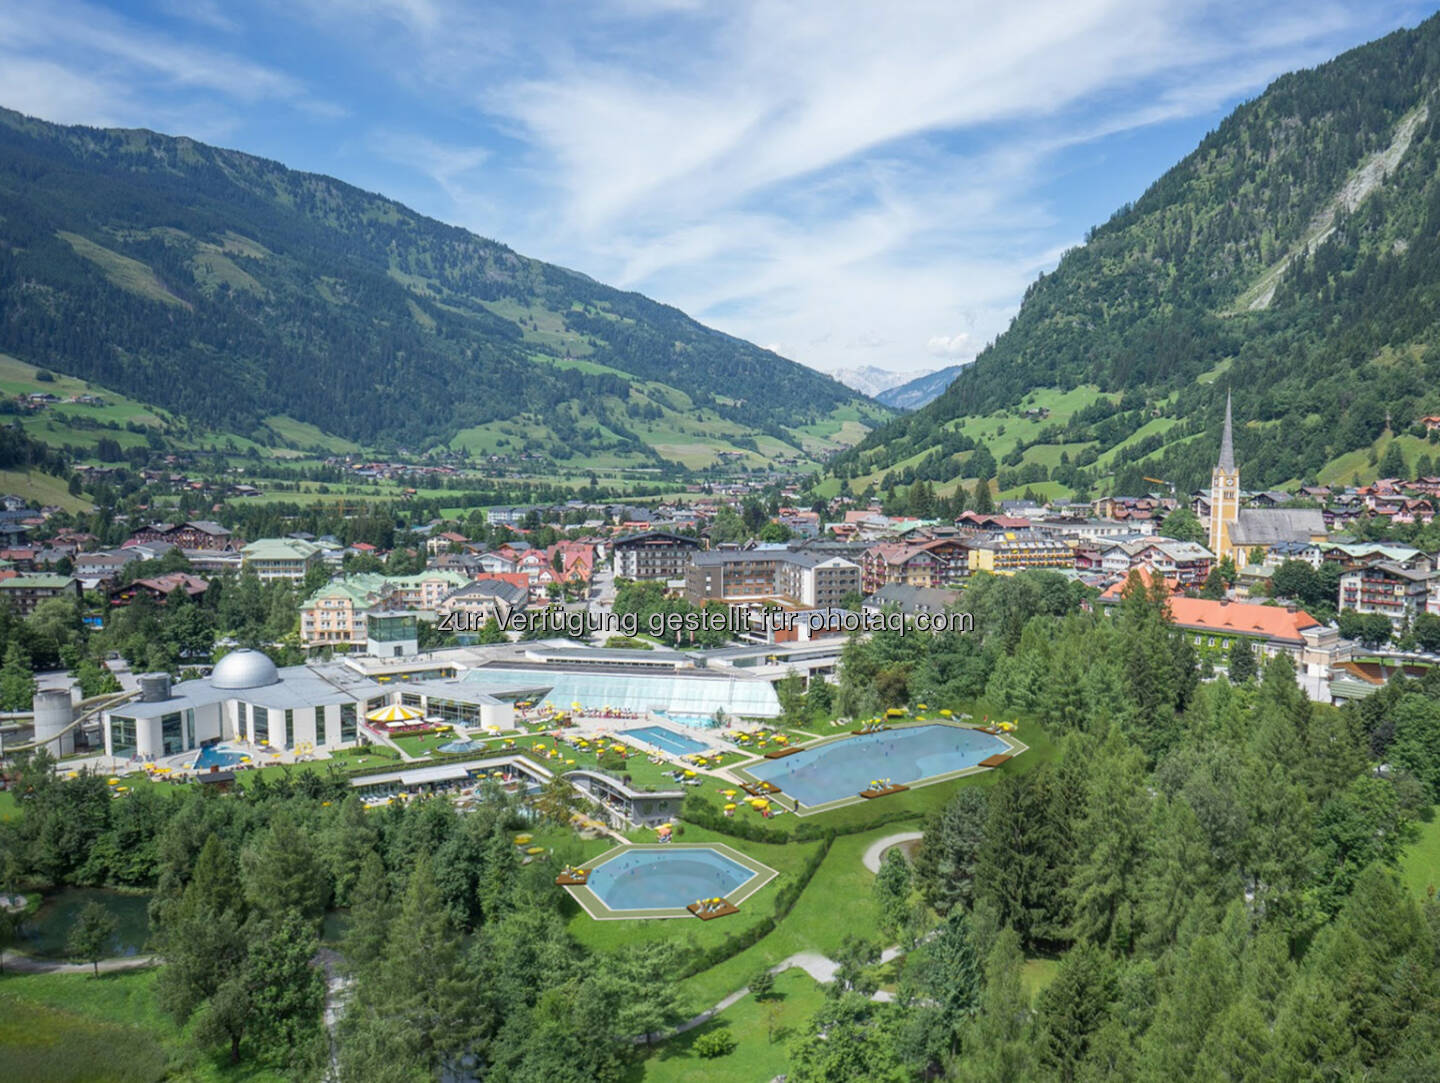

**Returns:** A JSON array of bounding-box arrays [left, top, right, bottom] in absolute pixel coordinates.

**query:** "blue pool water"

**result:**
[[193, 746, 247, 770], [747, 724, 1009, 806], [659, 711, 723, 730], [620, 726, 709, 757], [586, 848, 752, 910]]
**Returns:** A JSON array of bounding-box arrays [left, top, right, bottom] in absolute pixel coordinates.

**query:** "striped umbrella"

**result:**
[[366, 703, 425, 724]]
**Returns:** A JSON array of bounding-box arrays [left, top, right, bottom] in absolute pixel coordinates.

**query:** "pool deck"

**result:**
[[721, 719, 1029, 818], [563, 841, 779, 921]]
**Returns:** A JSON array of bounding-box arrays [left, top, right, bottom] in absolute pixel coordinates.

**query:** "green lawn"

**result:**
[[667, 827, 887, 1016], [1400, 808, 1440, 899], [0, 969, 285, 1081], [632, 966, 826, 1082]]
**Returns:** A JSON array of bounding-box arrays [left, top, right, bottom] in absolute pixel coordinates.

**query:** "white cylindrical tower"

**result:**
[[32, 689, 75, 757]]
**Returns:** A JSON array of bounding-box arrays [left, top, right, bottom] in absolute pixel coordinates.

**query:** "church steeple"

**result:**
[[1209, 389, 1240, 563], [1218, 390, 1235, 474]]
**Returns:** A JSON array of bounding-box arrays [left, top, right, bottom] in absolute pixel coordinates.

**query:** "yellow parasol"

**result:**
[[366, 703, 425, 724], [724, 803, 737, 810], [515, 834, 533, 844]]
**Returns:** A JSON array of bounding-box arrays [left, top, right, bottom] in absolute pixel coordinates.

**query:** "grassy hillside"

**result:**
[[0, 107, 887, 470]]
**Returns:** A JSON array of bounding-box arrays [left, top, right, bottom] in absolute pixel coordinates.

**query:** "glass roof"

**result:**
[[460, 666, 780, 718]]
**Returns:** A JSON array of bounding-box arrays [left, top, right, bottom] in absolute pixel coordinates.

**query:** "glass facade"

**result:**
[[340, 702, 357, 742], [426, 697, 485, 727], [283, 709, 294, 749], [161, 711, 184, 755], [185, 708, 195, 750], [253, 705, 269, 744], [369, 614, 417, 642], [111, 715, 137, 758]]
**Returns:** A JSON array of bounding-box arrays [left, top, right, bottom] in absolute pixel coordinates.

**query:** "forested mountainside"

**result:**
[[830, 14, 1440, 500], [0, 107, 884, 465]]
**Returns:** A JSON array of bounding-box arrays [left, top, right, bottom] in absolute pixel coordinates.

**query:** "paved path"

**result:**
[[0, 951, 157, 975], [862, 830, 925, 873], [641, 832, 926, 1043]]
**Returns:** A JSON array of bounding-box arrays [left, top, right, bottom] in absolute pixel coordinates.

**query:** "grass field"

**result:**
[[1400, 808, 1440, 899], [631, 966, 826, 1082], [0, 969, 286, 1082]]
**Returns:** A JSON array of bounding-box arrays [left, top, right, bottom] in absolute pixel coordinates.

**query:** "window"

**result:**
[[185, 708, 195, 750], [111, 715, 137, 758], [161, 711, 184, 755], [283, 709, 294, 749], [341, 702, 357, 742], [253, 705, 269, 745]]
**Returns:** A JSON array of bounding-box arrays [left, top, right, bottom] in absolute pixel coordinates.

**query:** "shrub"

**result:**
[[694, 1029, 737, 1058]]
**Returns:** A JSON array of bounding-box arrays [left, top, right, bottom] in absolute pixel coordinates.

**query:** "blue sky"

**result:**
[[2, 1, 1437, 376]]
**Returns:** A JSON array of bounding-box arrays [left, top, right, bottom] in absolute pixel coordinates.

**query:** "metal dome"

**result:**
[[210, 649, 281, 690]]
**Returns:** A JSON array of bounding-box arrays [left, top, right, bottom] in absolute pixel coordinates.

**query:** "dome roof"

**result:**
[[210, 649, 280, 690]]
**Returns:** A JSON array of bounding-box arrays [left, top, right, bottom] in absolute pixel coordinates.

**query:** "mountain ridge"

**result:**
[[822, 13, 1440, 506], [0, 106, 887, 472], [875, 365, 968, 411]]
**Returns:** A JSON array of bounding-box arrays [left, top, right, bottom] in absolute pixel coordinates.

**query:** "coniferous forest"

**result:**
[[4, 571, 1440, 1080]]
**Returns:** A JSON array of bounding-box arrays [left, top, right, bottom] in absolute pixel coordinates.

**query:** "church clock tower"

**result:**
[[1209, 391, 1239, 561]]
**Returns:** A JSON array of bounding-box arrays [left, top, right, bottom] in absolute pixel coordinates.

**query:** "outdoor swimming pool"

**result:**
[[620, 725, 710, 757], [192, 746, 247, 770], [586, 847, 753, 910], [658, 711, 724, 729], [746, 724, 1009, 806]]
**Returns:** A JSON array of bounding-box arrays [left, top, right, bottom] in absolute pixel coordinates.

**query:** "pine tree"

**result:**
[[0, 641, 36, 712], [1066, 729, 1148, 950], [1228, 637, 1257, 682], [1035, 941, 1116, 1082], [972, 479, 995, 515]]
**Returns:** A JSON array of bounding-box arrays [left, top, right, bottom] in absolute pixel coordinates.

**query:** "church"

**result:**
[[1206, 392, 1327, 567]]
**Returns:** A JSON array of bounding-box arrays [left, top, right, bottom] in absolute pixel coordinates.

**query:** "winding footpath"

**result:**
[[862, 830, 925, 874], [0, 951, 157, 975], [639, 829, 924, 1043]]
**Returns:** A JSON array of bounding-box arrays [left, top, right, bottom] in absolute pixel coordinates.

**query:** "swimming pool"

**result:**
[[746, 724, 1009, 806], [193, 746, 247, 770], [659, 712, 723, 730], [620, 726, 710, 757], [586, 848, 753, 910]]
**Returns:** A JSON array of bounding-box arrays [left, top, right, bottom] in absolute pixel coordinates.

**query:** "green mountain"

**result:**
[[0, 107, 886, 471], [828, 14, 1440, 504]]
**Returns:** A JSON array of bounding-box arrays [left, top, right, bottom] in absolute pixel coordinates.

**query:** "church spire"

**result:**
[[1218, 390, 1235, 474]]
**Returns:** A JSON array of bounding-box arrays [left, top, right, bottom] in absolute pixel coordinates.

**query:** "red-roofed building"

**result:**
[[1101, 572, 1348, 690]]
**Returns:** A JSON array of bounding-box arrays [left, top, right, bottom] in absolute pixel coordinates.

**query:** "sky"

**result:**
[[1, 1, 1437, 378]]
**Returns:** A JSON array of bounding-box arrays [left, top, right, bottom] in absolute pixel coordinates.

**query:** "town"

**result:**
[[7, 7, 1440, 1082]]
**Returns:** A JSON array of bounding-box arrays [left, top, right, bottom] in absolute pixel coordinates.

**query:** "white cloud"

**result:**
[[4, 0, 1427, 376], [928, 334, 974, 359]]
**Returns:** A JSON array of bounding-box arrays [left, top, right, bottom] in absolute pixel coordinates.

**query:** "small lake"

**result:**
[[16, 887, 152, 958]]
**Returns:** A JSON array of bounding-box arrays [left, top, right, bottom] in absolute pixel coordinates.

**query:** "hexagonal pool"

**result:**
[[586, 847, 754, 911]]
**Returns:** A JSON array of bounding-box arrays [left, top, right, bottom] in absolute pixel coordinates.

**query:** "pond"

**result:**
[[15, 887, 153, 959]]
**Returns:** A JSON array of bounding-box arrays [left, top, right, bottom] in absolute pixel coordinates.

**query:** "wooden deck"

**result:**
[[978, 753, 1012, 768], [762, 746, 800, 759], [688, 899, 740, 921], [859, 783, 909, 799]]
